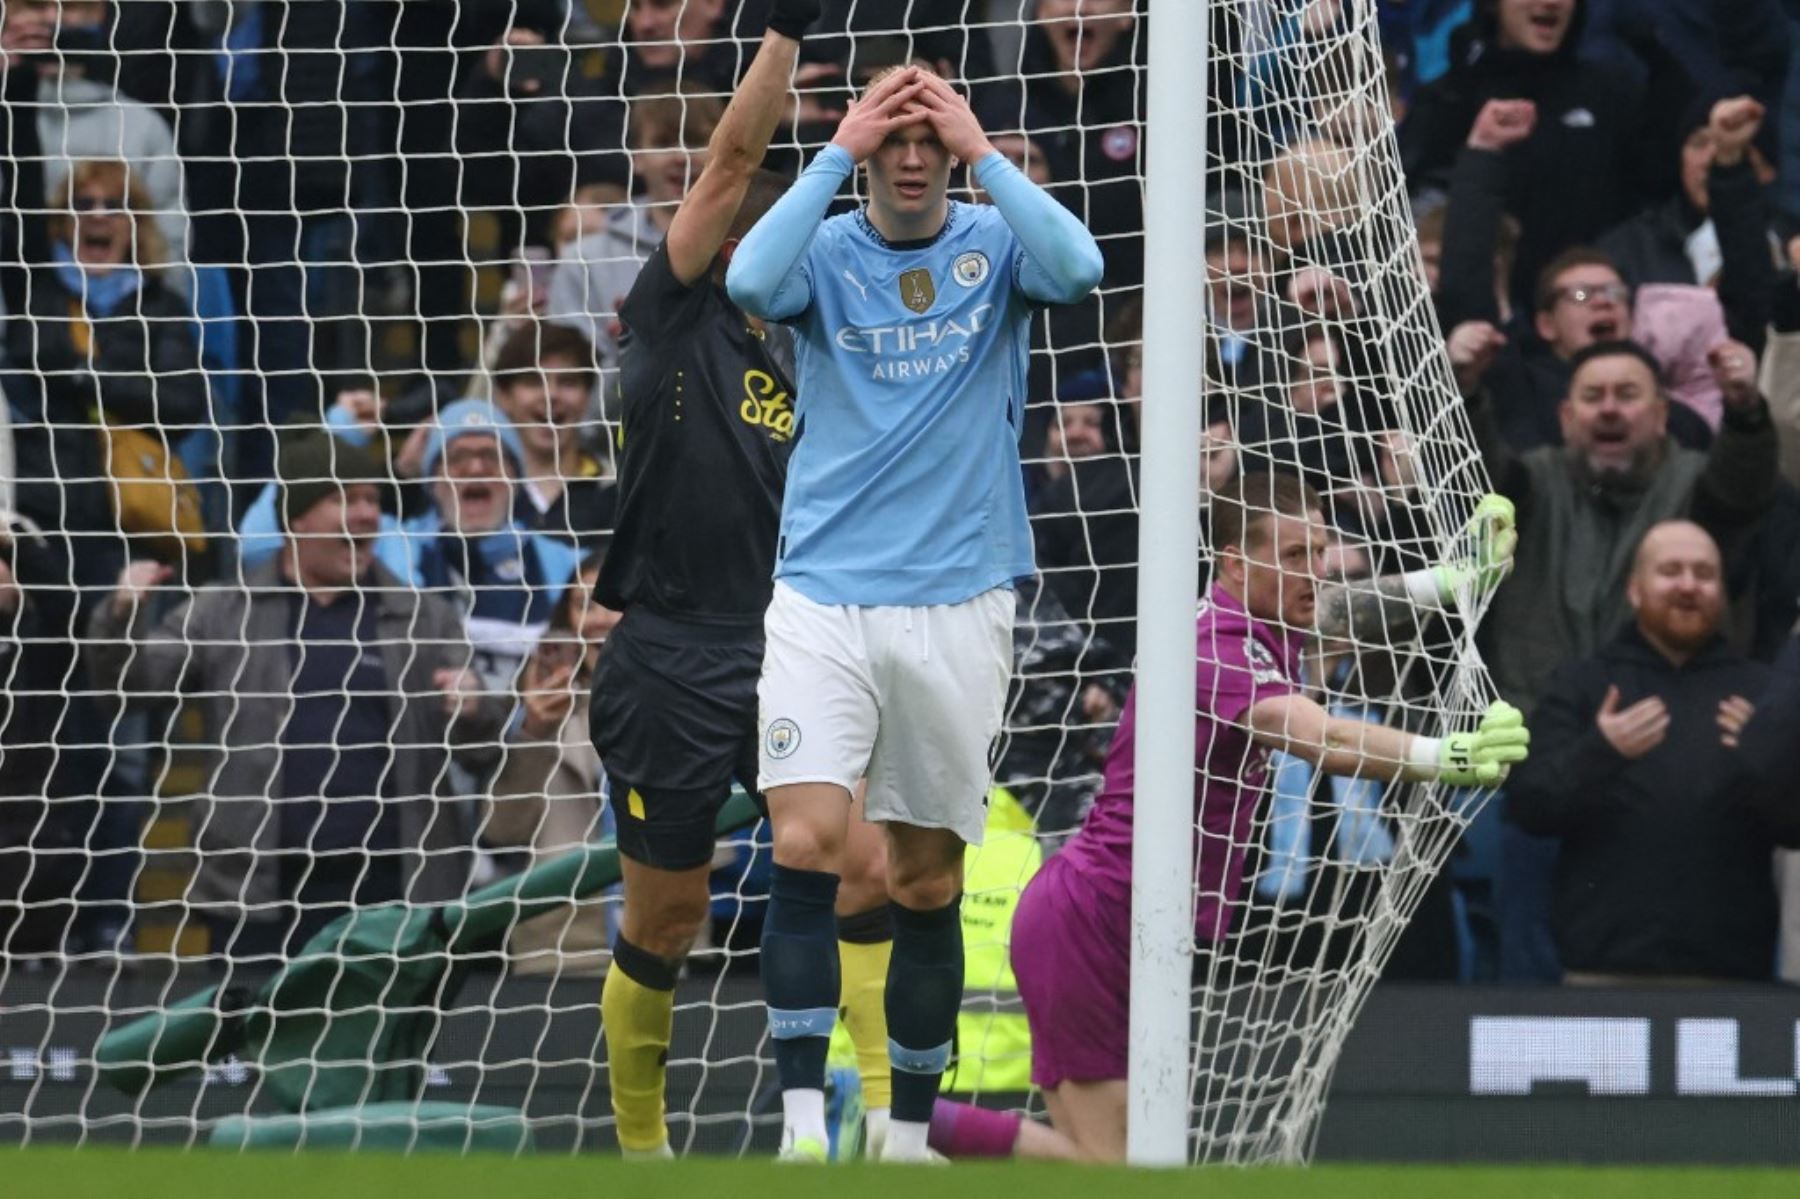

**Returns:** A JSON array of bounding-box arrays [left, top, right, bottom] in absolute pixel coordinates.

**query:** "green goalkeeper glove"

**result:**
[[1433, 700, 1530, 786], [1431, 494, 1517, 605]]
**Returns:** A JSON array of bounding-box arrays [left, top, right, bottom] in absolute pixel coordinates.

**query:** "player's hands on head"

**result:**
[[1437, 700, 1530, 786], [830, 66, 929, 163], [910, 72, 995, 164], [766, 0, 823, 41]]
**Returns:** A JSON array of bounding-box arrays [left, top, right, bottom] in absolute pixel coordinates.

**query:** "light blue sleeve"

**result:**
[[973, 151, 1105, 305], [376, 518, 421, 585], [235, 483, 285, 569], [726, 144, 854, 321], [324, 404, 377, 447]]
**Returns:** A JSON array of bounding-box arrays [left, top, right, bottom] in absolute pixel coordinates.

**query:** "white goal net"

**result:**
[[0, 0, 1499, 1164]]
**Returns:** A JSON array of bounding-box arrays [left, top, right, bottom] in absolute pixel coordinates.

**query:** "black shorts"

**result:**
[[589, 608, 765, 871]]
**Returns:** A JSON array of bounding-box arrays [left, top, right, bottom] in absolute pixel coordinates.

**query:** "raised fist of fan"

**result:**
[[1707, 339, 1760, 410], [1434, 701, 1530, 786], [1708, 96, 1765, 168], [1447, 320, 1506, 396], [1466, 100, 1536, 152], [830, 67, 930, 163]]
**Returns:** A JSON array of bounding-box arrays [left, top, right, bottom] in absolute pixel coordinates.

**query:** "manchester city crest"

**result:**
[[898, 267, 936, 314], [765, 717, 801, 759], [953, 251, 990, 288]]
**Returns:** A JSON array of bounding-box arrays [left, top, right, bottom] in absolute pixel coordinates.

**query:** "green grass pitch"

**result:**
[[7, 1150, 1799, 1199]]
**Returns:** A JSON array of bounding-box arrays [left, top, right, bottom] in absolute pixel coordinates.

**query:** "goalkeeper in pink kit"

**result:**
[[928, 472, 1527, 1161]]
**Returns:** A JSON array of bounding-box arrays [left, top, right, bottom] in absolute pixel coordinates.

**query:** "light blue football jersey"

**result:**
[[776, 201, 1037, 607]]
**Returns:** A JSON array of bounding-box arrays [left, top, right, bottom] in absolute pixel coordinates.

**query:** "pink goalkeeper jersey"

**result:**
[[1058, 584, 1306, 942]]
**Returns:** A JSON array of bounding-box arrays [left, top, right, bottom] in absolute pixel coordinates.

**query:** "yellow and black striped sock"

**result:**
[[602, 936, 679, 1154], [838, 904, 895, 1111]]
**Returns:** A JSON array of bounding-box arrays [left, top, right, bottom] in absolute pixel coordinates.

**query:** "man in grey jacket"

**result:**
[[1451, 333, 1779, 713], [85, 434, 505, 959]]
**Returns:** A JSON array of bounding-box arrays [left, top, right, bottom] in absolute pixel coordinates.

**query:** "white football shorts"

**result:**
[[757, 580, 1014, 846]]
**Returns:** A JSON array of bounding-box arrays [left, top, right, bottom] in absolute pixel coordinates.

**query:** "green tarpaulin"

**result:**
[[96, 792, 762, 1146]]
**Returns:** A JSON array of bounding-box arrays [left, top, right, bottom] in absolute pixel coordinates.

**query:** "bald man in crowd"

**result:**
[[1506, 521, 1800, 984]]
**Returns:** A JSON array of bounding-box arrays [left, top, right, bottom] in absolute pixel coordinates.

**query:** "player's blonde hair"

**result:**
[[859, 59, 944, 98]]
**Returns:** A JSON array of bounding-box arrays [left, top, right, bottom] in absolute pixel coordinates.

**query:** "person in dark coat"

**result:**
[[1445, 248, 1711, 453], [1597, 96, 1778, 351], [489, 322, 617, 550], [1400, 0, 1653, 314], [4, 157, 208, 593], [1581, 0, 1789, 198], [0, 509, 104, 958], [454, 0, 627, 254], [84, 434, 508, 958], [1739, 622, 1800, 817], [975, 0, 1143, 287], [1507, 521, 1797, 983]]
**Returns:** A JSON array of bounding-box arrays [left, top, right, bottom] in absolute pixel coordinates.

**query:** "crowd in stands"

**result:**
[[0, 0, 1797, 992]]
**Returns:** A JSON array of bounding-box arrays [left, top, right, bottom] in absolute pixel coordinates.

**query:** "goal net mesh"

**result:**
[[0, 0, 1499, 1164]]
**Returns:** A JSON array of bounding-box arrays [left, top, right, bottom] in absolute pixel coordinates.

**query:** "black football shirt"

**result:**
[[596, 241, 794, 623]]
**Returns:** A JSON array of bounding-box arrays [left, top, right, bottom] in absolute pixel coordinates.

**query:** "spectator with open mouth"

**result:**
[[1401, 0, 1655, 315], [387, 400, 583, 693], [1446, 248, 1712, 453]]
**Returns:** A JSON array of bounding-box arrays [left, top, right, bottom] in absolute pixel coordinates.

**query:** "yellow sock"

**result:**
[[602, 945, 676, 1154], [838, 936, 893, 1109]]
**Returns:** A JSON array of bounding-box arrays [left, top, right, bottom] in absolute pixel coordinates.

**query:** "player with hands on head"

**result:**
[[929, 473, 1527, 1162], [727, 63, 1102, 1163], [584, 0, 890, 1163]]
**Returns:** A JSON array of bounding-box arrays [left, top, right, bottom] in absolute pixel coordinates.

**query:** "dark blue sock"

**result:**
[[885, 895, 963, 1124], [761, 864, 840, 1093]]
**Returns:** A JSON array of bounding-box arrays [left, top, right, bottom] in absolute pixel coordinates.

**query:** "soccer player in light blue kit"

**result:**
[[727, 65, 1104, 1162]]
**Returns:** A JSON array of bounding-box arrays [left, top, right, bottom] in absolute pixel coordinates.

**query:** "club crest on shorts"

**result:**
[[765, 718, 801, 759], [953, 251, 990, 288], [898, 267, 936, 313]]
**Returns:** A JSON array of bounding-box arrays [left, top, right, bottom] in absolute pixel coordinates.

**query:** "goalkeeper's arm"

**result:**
[[1248, 694, 1529, 787], [1315, 493, 1518, 642], [664, 0, 818, 285]]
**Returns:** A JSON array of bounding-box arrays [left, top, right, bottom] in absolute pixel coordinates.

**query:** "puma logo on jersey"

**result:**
[[841, 268, 870, 302]]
